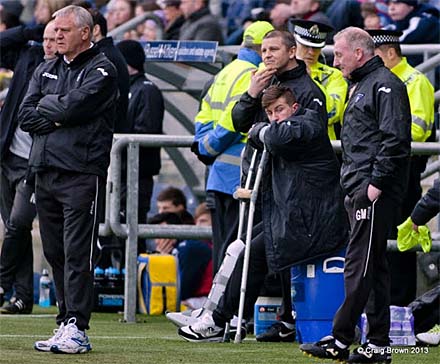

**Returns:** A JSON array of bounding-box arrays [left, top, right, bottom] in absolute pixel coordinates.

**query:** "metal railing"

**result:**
[[99, 134, 440, 322]]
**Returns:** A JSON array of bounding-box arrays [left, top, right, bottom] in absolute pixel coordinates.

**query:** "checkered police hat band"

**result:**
[[372, 34, 400, 45], [295, 25, 327, 42]]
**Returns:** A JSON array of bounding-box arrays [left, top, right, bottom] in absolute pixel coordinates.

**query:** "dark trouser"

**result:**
[[388, 157, 422, 306], [36, 170, 103, 330], [0, 153, 36, 305], [208, 191, 239, 275], [333, 194, 399, 347]]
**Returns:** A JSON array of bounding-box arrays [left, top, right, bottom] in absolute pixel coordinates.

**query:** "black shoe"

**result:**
[[348, 343, 392, 363], [0, 298, 32, 314], [300, 336, 350, 362], [256, 322, 296, 342], [0, 291, 4, 307]]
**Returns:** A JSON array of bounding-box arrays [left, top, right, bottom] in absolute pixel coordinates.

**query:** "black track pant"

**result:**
[[35, 170, 103, 330], [0, 153, 36, 305], [333, 194, 399, 347]]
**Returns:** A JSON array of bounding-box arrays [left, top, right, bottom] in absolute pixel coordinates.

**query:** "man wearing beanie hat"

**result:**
[[289, 19, 347, 140], [116, 40, 164, 244], [368, 28, 435, 307], [386, 0, 439, 65]]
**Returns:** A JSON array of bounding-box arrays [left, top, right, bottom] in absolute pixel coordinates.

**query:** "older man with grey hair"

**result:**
[[301, 26, 411, 364], [19, 5, 118, 354]]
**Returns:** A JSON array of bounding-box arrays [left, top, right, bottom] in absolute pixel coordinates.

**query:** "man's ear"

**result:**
[[291, 102, 299, 113]]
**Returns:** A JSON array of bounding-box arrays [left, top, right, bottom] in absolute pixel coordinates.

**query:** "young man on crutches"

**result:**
[[178, 85, 347, 343]]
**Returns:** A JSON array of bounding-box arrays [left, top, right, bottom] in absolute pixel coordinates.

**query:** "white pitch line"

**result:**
[[0, 314, 56, 318], [0, 334, 177, 340]]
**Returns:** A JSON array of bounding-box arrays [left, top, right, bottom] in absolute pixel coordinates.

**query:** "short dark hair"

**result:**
[[148, 212, 182, 225], [263, 30, 296, 49], [157, 186, 187, 209], [262, 85, 297, 109], [0, 10, 21, 29], [89, 8, 107, 36], [378, 43, 402, 58]]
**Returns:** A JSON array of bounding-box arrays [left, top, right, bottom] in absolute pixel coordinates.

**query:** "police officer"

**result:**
[[289, 19, 348, 140], [368, 28, 435, 307], [301, 27, 411, 364], [191, 21, 274, 274]]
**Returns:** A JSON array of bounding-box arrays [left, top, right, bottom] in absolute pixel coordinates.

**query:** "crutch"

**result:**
[[234, 147, 268, 344], [222, 148, 259, 342]]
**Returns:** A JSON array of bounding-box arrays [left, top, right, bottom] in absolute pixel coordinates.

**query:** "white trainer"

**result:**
[[34, 323, 65, 352], [50, 318, 92, 354], [416, 324, 440, 346], [166, 307, 204, 327], [178, 313, 224, 342]]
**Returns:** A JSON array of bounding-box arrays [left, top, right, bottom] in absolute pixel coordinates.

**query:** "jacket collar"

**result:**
[[62, 44, 99, 68], [97, 36, 114, 48], [275, 59, 307, 83], [350, 56, 384, 83], [129, 72, 147, 85], [237, 47, 262, 67]]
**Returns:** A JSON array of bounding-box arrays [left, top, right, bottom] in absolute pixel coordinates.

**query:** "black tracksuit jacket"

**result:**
[[19, 46, 118, 177]]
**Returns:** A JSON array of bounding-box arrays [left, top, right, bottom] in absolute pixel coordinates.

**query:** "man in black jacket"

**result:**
[[178, 85, 346, 343], [301, 27, 411, 364], [19, 5, 118, 354], [117, 39, 164, 254], [232, 30, 329, 341], [0, 18, 56, 314]]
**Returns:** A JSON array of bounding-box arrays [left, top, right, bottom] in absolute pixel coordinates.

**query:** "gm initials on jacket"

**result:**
[[355, 206, 371, 221]]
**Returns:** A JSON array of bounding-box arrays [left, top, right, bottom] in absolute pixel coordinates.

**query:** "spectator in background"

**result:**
[[106, 0, 136, 31], [156, 186, 195, 224], [19, 6, 118, 353], [290, 0, 333, 27], [222, 0, 276, 37], [159, 0, 184, 40], [361, 2, 382, 29], [270, 2, 293, 29], [179, 0, 223, 44], [148, 211, 212, 307], [368, 28, 435, 307], [386, 0, 440, 65], [140, 19, 161, 40], [326, 0, 364, 31], [0, 0, 67, 316], [117, 39, 164, 233]]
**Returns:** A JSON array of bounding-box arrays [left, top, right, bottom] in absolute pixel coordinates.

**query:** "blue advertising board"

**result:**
[[141, 40, 218, 63]]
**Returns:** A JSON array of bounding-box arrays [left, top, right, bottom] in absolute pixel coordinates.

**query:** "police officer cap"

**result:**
[[242, 21, 274, 45], [288, 19, 333, 48], [366, 29, 403, 47]]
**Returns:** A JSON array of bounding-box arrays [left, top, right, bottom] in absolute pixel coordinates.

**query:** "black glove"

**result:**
[[247, 122, 269, 150], [191, 141, 216, 166]]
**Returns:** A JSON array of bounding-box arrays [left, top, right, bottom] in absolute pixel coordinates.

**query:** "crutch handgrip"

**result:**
[[233, 188, 252, 200]]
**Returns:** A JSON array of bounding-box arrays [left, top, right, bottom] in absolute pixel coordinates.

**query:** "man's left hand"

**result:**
[[367, 184, 382, 202]]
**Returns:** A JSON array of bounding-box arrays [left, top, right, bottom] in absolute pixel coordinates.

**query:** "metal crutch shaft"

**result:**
[[222, 148, 258, 342], [234, 148, 268, 344]]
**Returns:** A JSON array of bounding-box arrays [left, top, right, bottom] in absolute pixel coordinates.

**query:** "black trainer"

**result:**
[[300, 336, 350, 362], [256, 322, 296, 342], [348, 342, 392, 363], [0, 298, 32, 314]]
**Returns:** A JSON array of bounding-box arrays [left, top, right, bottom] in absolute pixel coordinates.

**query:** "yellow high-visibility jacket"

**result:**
[[391, 57, 434, 142]]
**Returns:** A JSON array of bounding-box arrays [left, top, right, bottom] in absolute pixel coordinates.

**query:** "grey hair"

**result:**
[[334, 26, 375, 57], [53, 5, 94, 33]]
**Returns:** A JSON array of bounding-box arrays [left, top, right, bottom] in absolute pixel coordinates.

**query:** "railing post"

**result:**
[[124, 142, 139, 323]]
